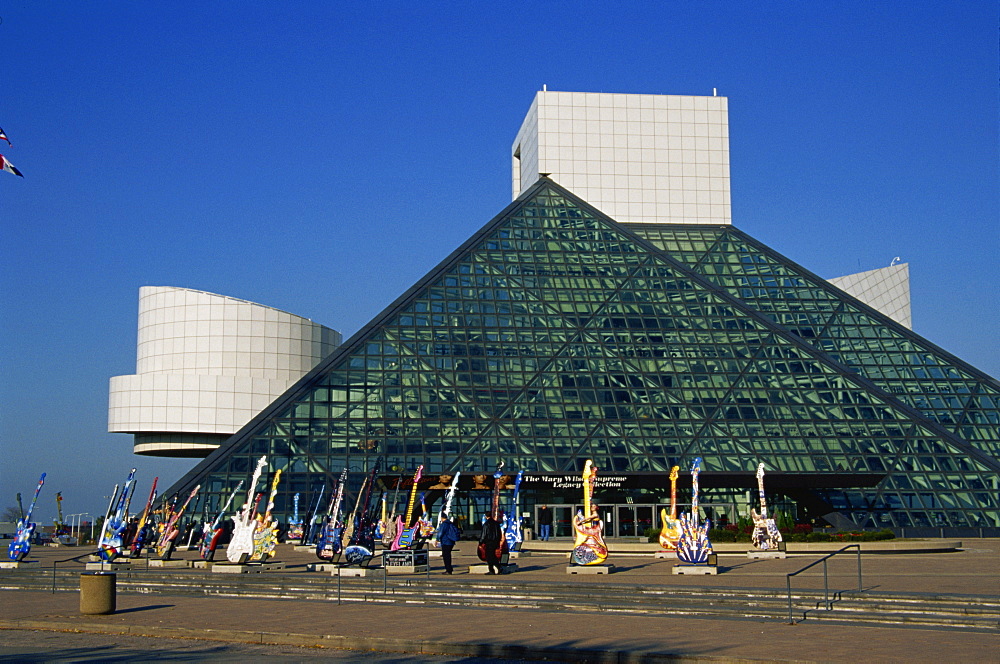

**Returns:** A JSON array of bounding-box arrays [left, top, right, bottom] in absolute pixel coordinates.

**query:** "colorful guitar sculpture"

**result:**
[[286, 493, 303, 542], [344, 457, 382, 565], [503, 470, 524, 553], [99, 468, 136, 561], [391, 465, 424, 550], [303, 484, 325, 545], [8, 473, 45, 562], [751, 462, 783, 550], [199, 480, 243, 561], [228, 456, 267, 563], [375, 492, 386, 540], [251, 468, 282, 561], [341, 476, 366, 549], [477, 462, 509, 564], [317, 468, 348, 560], [677, 457, 713, 565], [156, 483, 200, 560], [381, 473, 405, 548], [571, 460, 608, 565], [658, 465, 682, 551], [416, 492, 435, 539], [130, 477, 158, 556]]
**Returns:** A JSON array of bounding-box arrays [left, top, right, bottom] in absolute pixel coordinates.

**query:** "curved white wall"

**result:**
[[109, 286, 341, 456]]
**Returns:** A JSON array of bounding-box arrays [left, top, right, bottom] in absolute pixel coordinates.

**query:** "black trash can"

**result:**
[[80, 572, 116, 615]]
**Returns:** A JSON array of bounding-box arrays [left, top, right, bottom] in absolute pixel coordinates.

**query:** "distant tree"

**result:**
[[2, 506, 22, 522]]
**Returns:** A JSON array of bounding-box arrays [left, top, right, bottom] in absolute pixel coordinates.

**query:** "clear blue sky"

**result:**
[[2, 3, 997, 522]]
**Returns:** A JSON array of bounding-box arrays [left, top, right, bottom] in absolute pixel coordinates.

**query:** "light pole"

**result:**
[[66, 513, 87, 543]]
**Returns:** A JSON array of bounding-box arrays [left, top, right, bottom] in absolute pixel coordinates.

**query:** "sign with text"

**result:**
[[520, 473, 630, 490]]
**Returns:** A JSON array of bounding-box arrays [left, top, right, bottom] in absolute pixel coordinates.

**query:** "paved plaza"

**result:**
[[1, 540, 997, 662]]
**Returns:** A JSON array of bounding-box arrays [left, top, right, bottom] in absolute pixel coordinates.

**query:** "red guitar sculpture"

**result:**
[[477, 462, 509, 566]]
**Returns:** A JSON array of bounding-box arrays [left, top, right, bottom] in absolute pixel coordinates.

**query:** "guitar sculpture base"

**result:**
[[566, 564, 613, 575], [0, 560, 38, 569], [673, 564, 718, 575], [469, 563, 517, 575], [85, 561, 131, 571], [747, 549, 786, 559], [147, 559, 190, 568], [191, 560, 213, 569], [655, 550, 677, 559], [211, 562, 285, 574], [332, 566, 381, 577], [293, 545, 315, 552]]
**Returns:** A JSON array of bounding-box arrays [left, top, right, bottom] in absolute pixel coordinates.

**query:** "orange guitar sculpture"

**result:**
[[658, 465, 682, 551], [571, 459, 608, 565]]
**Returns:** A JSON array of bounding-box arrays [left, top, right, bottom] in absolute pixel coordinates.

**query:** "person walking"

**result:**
[[436, 512, 462, 574], [538, 505, 553, 541], [478, 512, 504, 574]]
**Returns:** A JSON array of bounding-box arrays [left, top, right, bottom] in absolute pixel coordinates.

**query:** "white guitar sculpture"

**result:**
[[227, 456, 267, 564]]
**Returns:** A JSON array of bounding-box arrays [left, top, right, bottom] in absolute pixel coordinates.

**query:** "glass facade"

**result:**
[[166, 179, 1000, 533]]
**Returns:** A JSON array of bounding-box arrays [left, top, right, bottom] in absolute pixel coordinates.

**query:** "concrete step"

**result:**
[[4, 567, 997, 631]]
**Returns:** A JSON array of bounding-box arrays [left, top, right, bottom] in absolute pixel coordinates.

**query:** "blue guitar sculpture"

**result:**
[[8, 473, 45, 562], [317, 468, 348, 561], [503, 470, 524, 553], [99, 468, 136, 561], [391, 466, 424, 550], [303, 484, 325, 545], [286, 492, 304, 542], [344, 457, 382, 566], [677, 457, 713, 565]]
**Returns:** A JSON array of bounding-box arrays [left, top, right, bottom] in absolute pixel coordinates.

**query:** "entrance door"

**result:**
[[552, 506, 575, 538], [616, 506, 635, 536]]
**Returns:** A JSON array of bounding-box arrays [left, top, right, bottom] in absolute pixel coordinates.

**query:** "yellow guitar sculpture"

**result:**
[[658, 465, 682, 551], [571, 460, 608, 565], [251, 468, 282, 562]]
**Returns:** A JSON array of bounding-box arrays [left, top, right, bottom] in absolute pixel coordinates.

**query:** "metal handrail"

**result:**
[[50, 551, 95, 593], [785, 544, 862, 623]]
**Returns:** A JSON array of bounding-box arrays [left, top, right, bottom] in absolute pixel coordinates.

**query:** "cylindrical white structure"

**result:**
[[109, 286, 341, 457]]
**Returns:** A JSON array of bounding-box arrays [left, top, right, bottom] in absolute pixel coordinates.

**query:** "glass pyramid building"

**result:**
[[167, 178, 1000, 534]]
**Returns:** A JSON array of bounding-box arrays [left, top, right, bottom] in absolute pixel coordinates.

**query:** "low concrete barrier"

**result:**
[[80, 572, 116, 615], [520, 539, 963, 555]]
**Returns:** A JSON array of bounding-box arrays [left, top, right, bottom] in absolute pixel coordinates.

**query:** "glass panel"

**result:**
[[165, 186, 999, 532]]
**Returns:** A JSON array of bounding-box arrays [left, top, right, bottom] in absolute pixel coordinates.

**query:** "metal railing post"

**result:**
[[856, 545, 862, 592], [785, 544, 865, 624], [823, 559, 829, 609], [786, 576, 793, 624]]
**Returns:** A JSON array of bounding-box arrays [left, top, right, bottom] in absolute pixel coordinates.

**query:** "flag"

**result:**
[[0, 127, 10, 146], [0, 154, 23, 177]]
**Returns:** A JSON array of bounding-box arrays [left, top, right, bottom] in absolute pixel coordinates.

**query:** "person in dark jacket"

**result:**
[[478, 513, 504, 574], [538, 505, 553, 541], [436, 513, 462, 574]]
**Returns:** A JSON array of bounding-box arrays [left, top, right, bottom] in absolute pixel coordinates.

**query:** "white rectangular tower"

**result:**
[[512, 90, 731, 225]]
